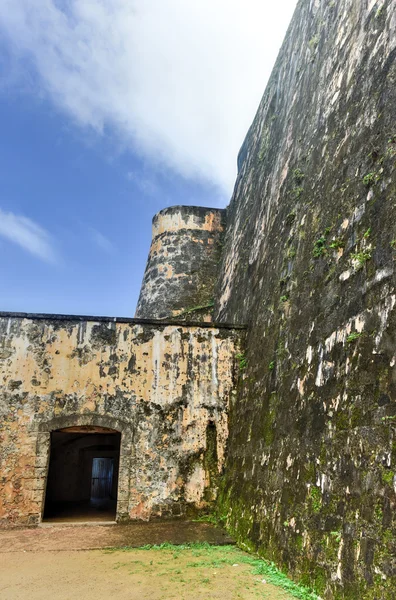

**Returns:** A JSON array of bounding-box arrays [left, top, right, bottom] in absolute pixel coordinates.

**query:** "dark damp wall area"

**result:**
[[214, 0, 396, 598]]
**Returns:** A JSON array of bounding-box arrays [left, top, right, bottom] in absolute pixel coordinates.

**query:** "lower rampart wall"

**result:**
[[0, 314, 241, 527]]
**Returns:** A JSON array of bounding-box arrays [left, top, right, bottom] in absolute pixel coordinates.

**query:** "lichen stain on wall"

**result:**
[[0, 316, 241, 527]]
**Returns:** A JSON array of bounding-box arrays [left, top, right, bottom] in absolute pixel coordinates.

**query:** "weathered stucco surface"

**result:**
[[136, 206, 226, 321], [0, 314, 241, 527], [214, 0, 396, 598]]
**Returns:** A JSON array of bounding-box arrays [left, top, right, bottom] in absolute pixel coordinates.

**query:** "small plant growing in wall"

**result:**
[[363, 171, 381, 187], [346, 331, 363, 344], [382, 415, 396, 423], [329, 238, 344, 250], [382, 470, 395, 486], [292, 186, 304, 199], [308, 35, 319, 51], [349, 228, 374, 271], [293, 168, 305, 183], [363, 172, 375, 186], [236, 352, 247, 371], [312, 227, 332, 258], [269, 361, 276, 371], [286, 211, 296, 225], [310, 486, 322, 513], [375, 6, 384, 19], [350, 249, 372, 269], [313, 236, 327, 258], [330, 531, 342, 543]]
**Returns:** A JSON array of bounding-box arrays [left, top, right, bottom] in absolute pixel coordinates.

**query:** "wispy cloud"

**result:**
[[89, 227, 115, 255], [126, 170, 160, 198], [0, 208, 56, 263], [0, 0, 297, 193]]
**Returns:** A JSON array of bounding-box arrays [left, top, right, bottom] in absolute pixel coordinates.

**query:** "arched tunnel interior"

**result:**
[[43, 426, 121, 522]]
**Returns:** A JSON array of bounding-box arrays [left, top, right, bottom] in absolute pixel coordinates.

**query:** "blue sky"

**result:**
[[0, 0, 297, 317]]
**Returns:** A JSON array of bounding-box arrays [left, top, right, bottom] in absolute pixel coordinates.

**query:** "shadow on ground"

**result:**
[[0, 521, 234, 552]]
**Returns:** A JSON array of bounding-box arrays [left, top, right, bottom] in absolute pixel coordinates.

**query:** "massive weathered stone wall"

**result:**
[[0, 313, 241, 527], [136, 206, 226, 321], [214, 0, 396, 598]]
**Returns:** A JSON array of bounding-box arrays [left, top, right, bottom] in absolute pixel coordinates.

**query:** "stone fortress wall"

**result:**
[[213, 0, 396, 598]]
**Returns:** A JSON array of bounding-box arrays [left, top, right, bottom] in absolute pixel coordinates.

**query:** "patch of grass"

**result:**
[[269, 361, 276, 371], [132, 544, 321, 600], [191, 513, 219, 525], [136, 542, 221, 552], [251, 560, 320, 599]]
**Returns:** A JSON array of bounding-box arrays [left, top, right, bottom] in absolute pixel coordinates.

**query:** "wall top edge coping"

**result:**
[[153, 205, 226, 219], [0, 311, 247, 331]]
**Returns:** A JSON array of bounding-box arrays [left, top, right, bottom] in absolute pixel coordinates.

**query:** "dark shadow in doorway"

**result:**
[[43, 426, 121, 523]]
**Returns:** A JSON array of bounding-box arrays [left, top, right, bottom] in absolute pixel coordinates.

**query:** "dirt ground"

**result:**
[[0, 545, 294, 600], [0, 521, 233, 552]]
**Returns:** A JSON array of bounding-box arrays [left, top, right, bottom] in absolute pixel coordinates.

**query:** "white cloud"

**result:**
[[0, 208, 56, 263], [89, 227, 115, 254], [0, 0, 298, 193]]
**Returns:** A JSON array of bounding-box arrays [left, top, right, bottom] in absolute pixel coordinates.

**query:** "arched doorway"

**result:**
[[43, 425, 121, 522]]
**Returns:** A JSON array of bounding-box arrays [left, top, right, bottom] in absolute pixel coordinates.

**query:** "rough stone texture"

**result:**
[[214, 0, 396, 598], [136, 206, 226, 322], [0, 314, 241, 527]]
